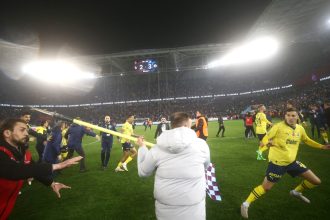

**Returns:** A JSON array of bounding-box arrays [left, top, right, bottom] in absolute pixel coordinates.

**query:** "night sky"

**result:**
[[0, 0, 271, 56]]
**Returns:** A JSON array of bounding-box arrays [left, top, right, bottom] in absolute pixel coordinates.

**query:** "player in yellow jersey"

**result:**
[[115, 115, 137, 172], [241, 108, 330, 219], [255, 105, 272, 160]]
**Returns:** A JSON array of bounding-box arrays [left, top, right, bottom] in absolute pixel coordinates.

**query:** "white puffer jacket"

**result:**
[[138, 127, 210, 205]]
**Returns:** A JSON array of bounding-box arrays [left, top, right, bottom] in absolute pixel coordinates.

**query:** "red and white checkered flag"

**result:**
[[205, 163, 221, 201]]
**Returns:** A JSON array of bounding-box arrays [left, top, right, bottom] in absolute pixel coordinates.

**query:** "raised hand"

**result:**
[[51, 182, 71, 198]]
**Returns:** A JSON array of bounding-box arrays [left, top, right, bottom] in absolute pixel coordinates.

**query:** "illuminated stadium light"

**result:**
[[239, 91, 251, 95], [22, 60, 97, 84], [320, 75, 330, 81], [207, 37, 279, 68], [114, 101, 125, 104]]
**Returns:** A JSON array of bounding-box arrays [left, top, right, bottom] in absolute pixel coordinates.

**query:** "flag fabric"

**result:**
[[205, 163, 222, 201]]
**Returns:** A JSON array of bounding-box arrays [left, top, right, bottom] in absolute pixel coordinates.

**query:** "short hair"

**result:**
[[127, 114, 134, 119], [40, 120, 48, 126], [258, 104, 265, 109], [170, 112, 190, 128], [285, 107, 297, 113], [0, 118, 27, 141], [20, 111, 31, 117]]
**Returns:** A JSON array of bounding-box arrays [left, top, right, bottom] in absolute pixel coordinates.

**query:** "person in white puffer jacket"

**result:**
[[137, 112, 210, 220]]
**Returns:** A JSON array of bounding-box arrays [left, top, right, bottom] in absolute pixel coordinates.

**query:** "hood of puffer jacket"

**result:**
[[156, 127, 197, 154]]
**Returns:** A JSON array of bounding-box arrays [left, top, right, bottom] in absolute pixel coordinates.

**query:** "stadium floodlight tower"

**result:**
[[207, 36, 279, 68]]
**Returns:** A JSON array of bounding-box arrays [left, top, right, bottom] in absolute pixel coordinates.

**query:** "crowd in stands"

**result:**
[[1, 80, 329, 125]]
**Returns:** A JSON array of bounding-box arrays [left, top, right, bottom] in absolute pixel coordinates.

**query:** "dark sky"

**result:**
[[0, 0, 271, 55]]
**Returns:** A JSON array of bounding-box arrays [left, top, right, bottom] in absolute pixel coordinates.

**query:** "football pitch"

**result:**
[[11, 120, 330, 220]]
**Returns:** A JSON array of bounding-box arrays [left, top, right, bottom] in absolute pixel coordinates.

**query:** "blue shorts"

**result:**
[[122, 142, 133, 151], [266, 161, 309, 183]]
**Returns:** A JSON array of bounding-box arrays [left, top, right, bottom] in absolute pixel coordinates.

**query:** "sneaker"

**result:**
[[240, 202, 249, 219], [121, 163, 128, 171], [290, 190, 310, 204], [256, 150, 266, 161], [115, 167, 124, 172]]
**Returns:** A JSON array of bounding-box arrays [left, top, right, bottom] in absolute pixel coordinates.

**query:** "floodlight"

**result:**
[[207, 36, 279, 68], [22, 59, 96, 84]]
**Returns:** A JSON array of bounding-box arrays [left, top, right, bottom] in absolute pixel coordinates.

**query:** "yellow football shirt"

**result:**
[[255, 112, 271, 134], [121, 121, 133, 143], [62, 128, 68, 146], [36, 126, 46, 134], [266, 121, 323, 166]]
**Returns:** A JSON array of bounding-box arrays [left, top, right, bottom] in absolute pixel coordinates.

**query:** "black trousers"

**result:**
[[245, 126, 256, 138], [36, 143, 45, 163], [67, 147, 86, 171], [216, 126, 225, 136]]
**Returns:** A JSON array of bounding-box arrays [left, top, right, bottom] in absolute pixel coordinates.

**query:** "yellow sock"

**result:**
[[117, 161, 122, 168], [321, 131, 328, 143], [124, 156, 133, 164], [246, 185, 266, 204], [294, 180, 317, 193]]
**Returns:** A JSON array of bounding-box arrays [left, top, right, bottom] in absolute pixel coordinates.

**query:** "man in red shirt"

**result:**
[[244, 112, 256, 138], [0, 118, 82, 220]]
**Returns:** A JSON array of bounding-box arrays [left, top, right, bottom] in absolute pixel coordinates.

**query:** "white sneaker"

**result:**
[[121, 163, 128, 171], [115, 167, 124, 172], [240, 202, 249, 219], [290, 190, 310, 204]]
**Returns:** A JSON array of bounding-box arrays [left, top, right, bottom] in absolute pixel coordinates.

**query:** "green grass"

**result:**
[[10, 120, 330, 220]]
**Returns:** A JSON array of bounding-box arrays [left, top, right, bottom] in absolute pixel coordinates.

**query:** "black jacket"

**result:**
[[0, 140, 53, 185], [154, 123, 170, 138]]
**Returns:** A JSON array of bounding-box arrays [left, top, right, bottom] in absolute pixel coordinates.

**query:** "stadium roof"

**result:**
[[1, 0, 330, 79], [71, 0, 330, 76], [248, 0, 330, 43], [71, 43, 233, 76]]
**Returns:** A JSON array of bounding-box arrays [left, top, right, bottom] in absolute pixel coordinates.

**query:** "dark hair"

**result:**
[[0, 118, 27, 141], [127, 114, 134, 119], [170, 112, 190, 128], [20, 111, 31, 117], [40, 120, 48, 126], [287, 100, 295, 106], [285, 107, 297, 113]]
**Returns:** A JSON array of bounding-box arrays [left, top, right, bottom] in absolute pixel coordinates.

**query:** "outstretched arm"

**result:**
[[136, 137, 157, 177], [301, 128, 324, 149]]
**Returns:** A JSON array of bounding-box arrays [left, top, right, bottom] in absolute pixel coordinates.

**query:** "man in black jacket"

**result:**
[[0, 118, 82, 220], [99, 115, 117, 170], [154, 117, 170, 139], [216, 115, 225, 137]]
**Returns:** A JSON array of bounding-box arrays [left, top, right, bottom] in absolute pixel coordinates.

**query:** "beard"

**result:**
[[12, 136, 29, 147]]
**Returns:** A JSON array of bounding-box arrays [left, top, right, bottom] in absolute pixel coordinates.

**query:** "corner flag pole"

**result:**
[[31, 107, 155, 147]]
